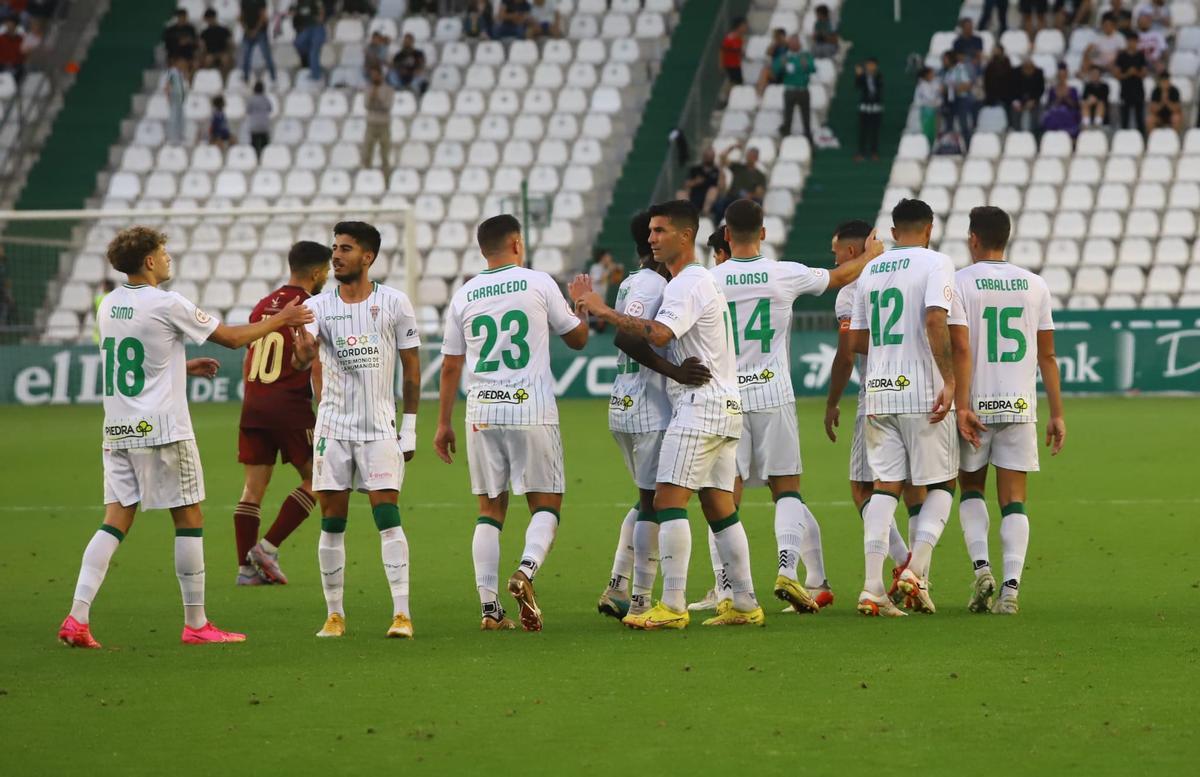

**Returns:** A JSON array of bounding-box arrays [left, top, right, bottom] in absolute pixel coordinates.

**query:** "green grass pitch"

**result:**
[[1, 397, 1197, 775]]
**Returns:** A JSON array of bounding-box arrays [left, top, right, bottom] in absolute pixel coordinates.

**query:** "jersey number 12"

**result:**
[[869, 289, 904, 346]]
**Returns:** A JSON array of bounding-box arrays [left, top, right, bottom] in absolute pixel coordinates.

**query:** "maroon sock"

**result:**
[[264, 488, 317, 549], [233, 501, 261, 565]]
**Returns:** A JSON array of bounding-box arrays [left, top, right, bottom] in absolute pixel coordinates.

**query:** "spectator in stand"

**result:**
[[1011, 57, 1045, 132], [1082, 14, 1123, 73], [712, 142, 767, 222], [914, 66, 943, 145], [946, 50, 979, 144], [707, 229, 731, 265], [388, 33, 427, 94], [199, 9, 233, 76], [246, 80, 271, 160], [855, 58, 883, 161], [1135, 10, 1167, 70], [529, 0, 561, 39], [0, 17, 26, 82], [1081, 64, 1110, 126], [1019, 0, 1048, 36], [292, 0, 326, 82], [983, 43, 1014, 120], [208, 95, 231, 150], [362, 67, 395, 177], [978, 0, 1009, 35], [495, 0, 532, 40], [463, 0, 494, 39], [1041, 65, 1082, 136], [165, 56, 188, 145], [811, 5, 840, 59], [677, 147, 721, 215], [1104, 0, 1134, 31], [364, 29, 390, 78], [1135, 0, 1170, 31], [719, 16, 748, 105], [587, 249, 624, 325], [776, 35, 816, 142], [1055, 1, 1094, 29], [1147, 71, 1182, 132], [163, 8, 199, 74], [239, 0, 276, 82], [952, 17, 984, 69], [754, 28, 788, 95], [1114, 30, 1147, 135]]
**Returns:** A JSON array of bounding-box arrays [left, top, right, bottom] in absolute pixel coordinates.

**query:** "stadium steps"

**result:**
[[782, 0, 961, 311], [593, 0, 727, 276], [9, 0, 172, 327]]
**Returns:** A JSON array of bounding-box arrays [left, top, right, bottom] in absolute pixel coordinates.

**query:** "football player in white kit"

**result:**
[[292, 222, 422, 640], [435, 215, 590, 632], [596, 211, 712, 621], [575, 200, 762, 630], [950, 206, 1066, 615], [849, 199, 964, 617], [701, 200, 882, 615], [824, 220, 925, 602], [59, 226, 314, 648]]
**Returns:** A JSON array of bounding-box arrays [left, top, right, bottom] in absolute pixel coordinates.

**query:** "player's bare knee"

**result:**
[[959, 466, 988, 493], [103, 503, 137, 535], [477, 493, 507, 523], [526, 492, 562, 515], [850, 481, 873, 510], [169, 503, 204, 530], [367, 489, 399, 508], [767, 474, 800, 501], [698, 487, 736, 523]]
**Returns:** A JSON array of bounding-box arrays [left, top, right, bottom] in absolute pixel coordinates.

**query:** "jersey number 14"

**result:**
[[726, 299, 775, 355]]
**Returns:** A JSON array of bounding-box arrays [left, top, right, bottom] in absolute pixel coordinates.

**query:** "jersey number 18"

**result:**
[[102, 336, 145, 397]]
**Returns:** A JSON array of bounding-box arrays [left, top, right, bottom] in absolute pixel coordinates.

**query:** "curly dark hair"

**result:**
[[106, 226, 167, 274]]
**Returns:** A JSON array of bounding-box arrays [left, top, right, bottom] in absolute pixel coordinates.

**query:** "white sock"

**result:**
[[380, 526, 410, 617], [906, 502, 921, 549], [69, 528, 121, 623], [174, 532, 207, 629], [238, 564, 256, 576], [259, 537, 278, 555], [888, 517, 910, 565], [658, 512, 691, 611], [472, 520, 502, 605], [608, 507, 637, 593], [959, 494, 992, 576], [797, 502, 827, 588], [774, 496, 804, 581], [1000, 507, 1030, 595], [518, 510, 558, 581], [318, 527, 346, 617], [712, 516, 757, 611], [909, 488, 954, 578], [707, 526, 731, 602], [863, 492, 898, 596], [631, 512, 659, 600]]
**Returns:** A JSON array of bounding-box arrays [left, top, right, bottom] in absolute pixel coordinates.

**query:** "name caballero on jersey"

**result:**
[[977, 396, 1031, 415], [867, 374, 912, 392], [476, 387, 530, 405]]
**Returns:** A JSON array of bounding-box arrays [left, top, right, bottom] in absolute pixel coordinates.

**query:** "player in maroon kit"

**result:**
[[234, 241, 331, 585]]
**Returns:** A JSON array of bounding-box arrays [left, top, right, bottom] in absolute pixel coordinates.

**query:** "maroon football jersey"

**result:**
[[239, 285, 317, 429]]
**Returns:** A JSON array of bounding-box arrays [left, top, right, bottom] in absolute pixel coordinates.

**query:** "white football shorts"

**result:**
[[103, 439, 205, 510], [849, 412, 874, 483], [467, 423, 565, 498], [656, 425, 738, 492], [865, 412, 959, 486], [612, 429, 665, 491], [960, 421, 1039, 473], [736, 404, 801, 487], [313, 437, 404, 493]]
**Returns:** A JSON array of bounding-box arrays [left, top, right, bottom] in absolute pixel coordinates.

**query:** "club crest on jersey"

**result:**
[[867, 374, 911, 392], [370, 305, 380, 321], [738, 368, 776, 386], [978, 397, 1030, 414], [625, 301, 645, 317], [477, 387, 529, 405], [105, 419, 154, 440], [610, 394, 635, 412]]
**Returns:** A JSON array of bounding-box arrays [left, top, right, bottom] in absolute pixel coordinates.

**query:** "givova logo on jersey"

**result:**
[[738, 368, 776, 386], [609, 394, 635, 412], [867, 374, 911, 392], [477, 387, 529, 405], [978, 397, 1030, 415]]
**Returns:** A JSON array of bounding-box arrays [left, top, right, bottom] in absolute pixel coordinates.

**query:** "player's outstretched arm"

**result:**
[[434, 354, 463, 464], [560, 320, 589, 351], [186, 357, 220, 378], [824, 324, 855, 442], [1037, 329, 1066, 455], [398, 346, 421, 461], [950, 323, 984, 448], [569, 274, 676, 348], [209, 297, 314, 349], [847, 328, 869, 355], [925, 307, 955, 424], [826, 229, 885, 289], [310, 356, 323, 404], [614, 330, 711, 386]]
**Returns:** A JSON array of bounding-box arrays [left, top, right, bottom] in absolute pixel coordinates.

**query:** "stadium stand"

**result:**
[[881, 0, 1200, 310], [44, 0, 679, 343]]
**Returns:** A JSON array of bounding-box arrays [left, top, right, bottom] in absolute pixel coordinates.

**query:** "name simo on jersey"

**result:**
[[467, 279, 528, 302]]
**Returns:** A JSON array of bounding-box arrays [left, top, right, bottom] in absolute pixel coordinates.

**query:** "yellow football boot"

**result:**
[[623, 601, 689, 630], [773, 575, 819, 614], [316, 612, 346, 638], [701, 603, 765, 626], [386, 613, 414, 639]]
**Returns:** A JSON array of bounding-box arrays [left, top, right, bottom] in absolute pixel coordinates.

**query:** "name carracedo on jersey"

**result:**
[[867, 375, 911, 392], [334, 332, 382, 369], [738, 368, 776, 386], [476, 387, 530, 405]]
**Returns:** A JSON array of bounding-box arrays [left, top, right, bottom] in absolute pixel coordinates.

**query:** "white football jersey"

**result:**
[[441, 263, 582, 425], [304, 282, 420, 441], [98, 283, 219, 450], [609, 268, 672, 434], [850, 246, 958, 415], [954, 261, 1054, 424], [654, 263, 742, 438], [834, 281, 867, 416], [711, 255, 830, 411]]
